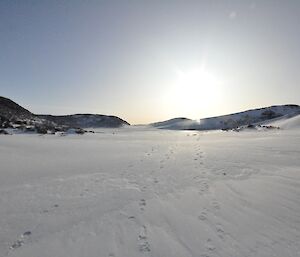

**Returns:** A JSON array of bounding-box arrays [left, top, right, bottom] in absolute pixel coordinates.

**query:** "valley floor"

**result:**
[[0, 127, 299, 257]]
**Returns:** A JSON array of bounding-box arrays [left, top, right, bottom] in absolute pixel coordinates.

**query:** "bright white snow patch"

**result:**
[[0, 127, 299, 257]]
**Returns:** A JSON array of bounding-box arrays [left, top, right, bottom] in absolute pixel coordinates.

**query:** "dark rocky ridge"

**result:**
[[0, 96, 34, 120], [0, 96, 130, 133], [37, 114, 130, 128]]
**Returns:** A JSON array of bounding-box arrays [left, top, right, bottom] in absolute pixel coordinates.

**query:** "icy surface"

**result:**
[[0, 126, 299, 257]]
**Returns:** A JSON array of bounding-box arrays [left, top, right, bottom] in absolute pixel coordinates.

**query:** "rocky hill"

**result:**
[[0, 96, 130, 134], [37, 114, 130, 128], [0, 96, 34, 120]]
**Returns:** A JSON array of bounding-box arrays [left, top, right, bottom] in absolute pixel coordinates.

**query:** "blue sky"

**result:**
[[1, 0, 300, 123]]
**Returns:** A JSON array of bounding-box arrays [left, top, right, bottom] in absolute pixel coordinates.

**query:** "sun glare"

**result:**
[[172, 67, 222, 116]]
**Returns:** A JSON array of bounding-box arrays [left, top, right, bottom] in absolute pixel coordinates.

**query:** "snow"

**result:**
[[0, 126, 300, 257], [152, 105, 300, 130], [198, 105, 300, 130], [264, 114, 300, 130]]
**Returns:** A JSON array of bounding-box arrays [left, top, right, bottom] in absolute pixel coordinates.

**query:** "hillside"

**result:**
[[151, 105, 300, 130], [38, 114, 130, 128], [151, 117, 193, 129], [0, 96, 130, 133], [263, 114, 300, 130], [0, 96, 34, 120]]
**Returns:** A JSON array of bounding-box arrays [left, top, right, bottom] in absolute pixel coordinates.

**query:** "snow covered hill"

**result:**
[[152, 105, 300, 130], [0, 96, 130, 133], [151, 117, 194, 129]]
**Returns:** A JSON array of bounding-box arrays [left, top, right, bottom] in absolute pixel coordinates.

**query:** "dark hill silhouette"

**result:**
[[0, 96, 130, 128]]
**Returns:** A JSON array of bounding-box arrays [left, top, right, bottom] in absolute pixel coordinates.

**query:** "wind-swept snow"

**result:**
[[0, 127, 299, 257]]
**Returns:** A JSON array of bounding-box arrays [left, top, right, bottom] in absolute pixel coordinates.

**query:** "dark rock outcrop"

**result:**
[[0, 129, 9, 135], [0, 96, 33, 120], [0, 96, 130, 133], [37, 114, 130, 128]]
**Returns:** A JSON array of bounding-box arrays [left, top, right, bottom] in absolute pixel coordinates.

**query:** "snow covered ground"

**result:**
[[0, 125, 300, 257]]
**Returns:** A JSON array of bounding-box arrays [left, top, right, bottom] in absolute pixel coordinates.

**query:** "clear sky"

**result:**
[[1, 0, 300, 124]]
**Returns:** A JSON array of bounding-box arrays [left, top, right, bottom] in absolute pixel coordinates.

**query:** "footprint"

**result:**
[[211, 200, 220, 210], [10, 240, 23, 250], [10, 231, 32, 250], [139, 242, 151, 252], [198, 180, 209, 194], [41, 203, 59, 214], [216, 224, 225, 239], [198, 208, 208, 221], [138, 226, 147, 240], [198, 212, 207, 221], [139, 199, 146, 206], [138, 226, 151, 252], [139, 199, 146, 211], [206, 239, 216, 251], [207, 244, 216, 251]]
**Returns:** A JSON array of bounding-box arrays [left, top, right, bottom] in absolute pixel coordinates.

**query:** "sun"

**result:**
[[172, 67, 222, 115]]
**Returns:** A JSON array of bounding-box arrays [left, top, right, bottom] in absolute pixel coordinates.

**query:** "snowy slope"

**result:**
[[151, 118, 196, 130], [263, 114, 300, 130], [0, 127, 299, 257], [198, 105, 300, 130], [151, 105, 300, 130]]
